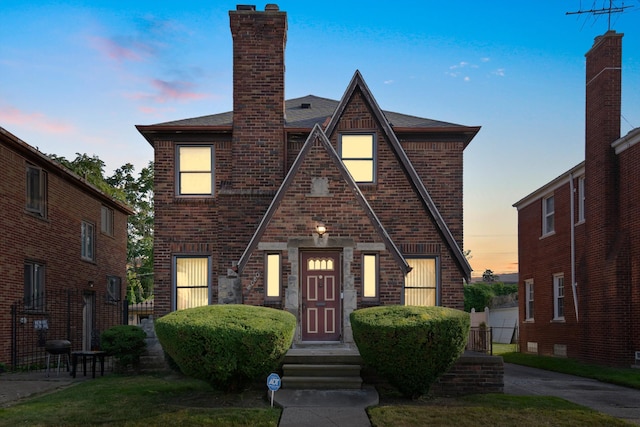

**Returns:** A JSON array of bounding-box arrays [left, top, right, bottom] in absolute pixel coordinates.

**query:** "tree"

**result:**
[[482, 269, 498, 283], [48, 153, 154, 303]]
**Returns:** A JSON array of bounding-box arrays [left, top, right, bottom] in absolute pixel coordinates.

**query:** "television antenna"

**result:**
[[566, 1, 633, 30]]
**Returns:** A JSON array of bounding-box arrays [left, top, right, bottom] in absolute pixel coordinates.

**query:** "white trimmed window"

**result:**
[[177, 145, 213, 195], [404, 258, 437, 306], [174, 256, 210, 310], [81, 221, 95, 261], [525, 279, 534, 321], [543, 195, 555, 235], [26, 164, 47, 217], [24, 261, 45, 310], [363, 254, 378, 299], [101, 205, 114, 236], [265, 253, 281, 299], [340, 134, 375, 183], [553, 274, 565, 320], [577, 176, 585, 223]]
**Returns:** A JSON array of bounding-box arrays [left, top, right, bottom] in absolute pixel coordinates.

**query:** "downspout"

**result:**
[[570, 172, 579, 322]]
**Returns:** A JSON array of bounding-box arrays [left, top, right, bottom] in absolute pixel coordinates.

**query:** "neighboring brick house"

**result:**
[[137, 5, 479, 345], [0, 126, 132, 368], [514, 31, 640, 366]]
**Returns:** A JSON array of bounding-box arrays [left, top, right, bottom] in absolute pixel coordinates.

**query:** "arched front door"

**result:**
[[301, 251, 341, 341]]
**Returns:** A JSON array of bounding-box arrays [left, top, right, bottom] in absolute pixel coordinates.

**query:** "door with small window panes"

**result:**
[[301, 251, 341, 341]]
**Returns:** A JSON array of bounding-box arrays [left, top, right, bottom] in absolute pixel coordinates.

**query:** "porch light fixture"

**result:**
[[316, 223, 327, 237]]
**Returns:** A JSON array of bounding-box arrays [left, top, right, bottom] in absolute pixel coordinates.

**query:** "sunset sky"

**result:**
[[2, 1, 639, 278]]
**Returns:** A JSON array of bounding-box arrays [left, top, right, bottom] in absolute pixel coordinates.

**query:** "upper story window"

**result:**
[[525, 279, 534, 321], [577, 176, 585, 223], [177, 145, 213, 196], [101, 205, 114, 236], [81, 221, 95, 262], [340, 134, 375, 183], [404, 257, 437, 306], [26, 164, 47, 218], [542, 195, 555, 235]]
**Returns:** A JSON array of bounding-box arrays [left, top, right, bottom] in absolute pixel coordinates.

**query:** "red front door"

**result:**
[[301, 251, 341, 341]]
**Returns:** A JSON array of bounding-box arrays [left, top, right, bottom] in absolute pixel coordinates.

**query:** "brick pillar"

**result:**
[[229, 4, 287, 191]]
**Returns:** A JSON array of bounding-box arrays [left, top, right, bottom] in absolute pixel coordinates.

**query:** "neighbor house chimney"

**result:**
[[584, 30, 622, 251], [229, 4, 287, 190]]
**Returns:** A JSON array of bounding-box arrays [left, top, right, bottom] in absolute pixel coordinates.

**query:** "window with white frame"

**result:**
[[81, 221, 95, 261], [404, 258, 437, 306], [101, 205, 114, 236], [26, 164, 47, 217], [340, 134, 375, 183], [174, 256, 210, 310], [363, 254, 378, 299], [107, 276, 121, 303], [265, 253, 281, 299], [553, 274, 565, 320], [525, 279, 534, 321], [578, 176, 585, 223], [177, 145, 213, 195], [543, 195, 555, 235], [24, 261, 45, 310]]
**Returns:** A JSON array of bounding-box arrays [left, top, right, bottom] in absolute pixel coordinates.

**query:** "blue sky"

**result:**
[[2, 1, 639, 277]]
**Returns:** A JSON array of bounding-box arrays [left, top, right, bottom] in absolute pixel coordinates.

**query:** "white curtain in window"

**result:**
[[405, 258, 436, 306], [176, 257, 209, 310]]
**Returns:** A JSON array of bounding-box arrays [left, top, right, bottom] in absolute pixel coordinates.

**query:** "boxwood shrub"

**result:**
[[351, 305, 469, 398], [155, 304, 296, 392], [100, 325, 147, 372]]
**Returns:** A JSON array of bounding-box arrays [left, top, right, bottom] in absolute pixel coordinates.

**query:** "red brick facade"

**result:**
[[515, 31, 640, 366], [0, 127, 131, 367], [138, 5, 479, 345]]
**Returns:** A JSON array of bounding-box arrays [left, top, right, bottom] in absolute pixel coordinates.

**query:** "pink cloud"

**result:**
[[90, 36, 153, 63], [0, 105, 74, 134], [127, 79, 209, 105]]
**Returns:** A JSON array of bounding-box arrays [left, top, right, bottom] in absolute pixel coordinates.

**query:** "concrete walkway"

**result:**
[[0, 371, 88, 408], [504, 363, 640, 425], [274, 386, 378, 427]]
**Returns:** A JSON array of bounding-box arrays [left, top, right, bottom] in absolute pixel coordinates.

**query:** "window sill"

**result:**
[[551, 318, 565, 323], [523, 319, 535, 323], [539, 231, 556, 240]]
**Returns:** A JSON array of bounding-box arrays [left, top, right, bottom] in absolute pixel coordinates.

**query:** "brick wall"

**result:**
[[432, 353, 504, 396]]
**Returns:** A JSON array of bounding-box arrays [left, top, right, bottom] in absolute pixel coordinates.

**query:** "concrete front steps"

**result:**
[[281, 343, 364, 390]]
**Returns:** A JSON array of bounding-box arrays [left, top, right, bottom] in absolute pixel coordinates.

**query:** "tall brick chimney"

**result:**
[[229, 4, 287, 190]]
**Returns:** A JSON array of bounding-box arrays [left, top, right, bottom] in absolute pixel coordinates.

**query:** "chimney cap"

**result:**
[[265, 4, 280, 11], [236, 5, 256, 11]]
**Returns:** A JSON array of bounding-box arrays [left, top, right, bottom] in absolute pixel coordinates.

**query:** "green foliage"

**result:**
[[100, 325, 147, 371], [350, 305, 470, 398], [155, 305, 296, 392], [464, 282, 518, 312]]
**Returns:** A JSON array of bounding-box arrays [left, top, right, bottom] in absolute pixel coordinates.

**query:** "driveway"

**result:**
[[504, 363, 640, 425]]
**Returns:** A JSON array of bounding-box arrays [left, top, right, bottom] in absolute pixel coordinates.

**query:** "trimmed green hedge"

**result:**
[[155, 304, 296, 392], [100, 325, 147, 372], [351, 305, 469, 398]]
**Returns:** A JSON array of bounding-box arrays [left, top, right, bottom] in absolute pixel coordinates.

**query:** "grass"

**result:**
[[501, 351, 640, 390]]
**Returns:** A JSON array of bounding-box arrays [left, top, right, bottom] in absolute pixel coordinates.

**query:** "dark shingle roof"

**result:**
[[152, 95, 464, 129]]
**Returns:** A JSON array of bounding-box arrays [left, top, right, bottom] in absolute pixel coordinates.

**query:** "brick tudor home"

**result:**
[[514, 31, 640, 367], [0, 126, 131, 368], [137, 4, 480, 346]]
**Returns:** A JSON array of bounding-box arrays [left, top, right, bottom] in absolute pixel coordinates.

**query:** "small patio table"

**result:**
[[71, 351, 106, 378]]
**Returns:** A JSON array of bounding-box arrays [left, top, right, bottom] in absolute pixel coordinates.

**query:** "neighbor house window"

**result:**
[[24, 261, 45, 310], [525, 279, 534, 321], [174, 256, 210, 310], [26, 164, 47, 217], [404, 258, 437, 306], [340, 134, 375, 183], [577, 176, 585, 223], [553, 274, 565, 320], [107, 276, 121, 303], [543, 195, 555, 235], [265, 253, 281, 299], [101, 206, 114, 236], [81, 221, 95, 261], [363, 254, 378, 299], [177, 145, 213, 195]]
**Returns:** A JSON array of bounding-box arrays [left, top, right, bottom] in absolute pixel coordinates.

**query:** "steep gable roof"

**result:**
[[237, 124, 411, 274], [326, 70, 472, 280]]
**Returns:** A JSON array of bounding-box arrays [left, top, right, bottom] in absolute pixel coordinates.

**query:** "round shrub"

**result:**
[[100, 325, 147, 372], [155, 304, 296, 392], [351, 305, 469, 398]]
